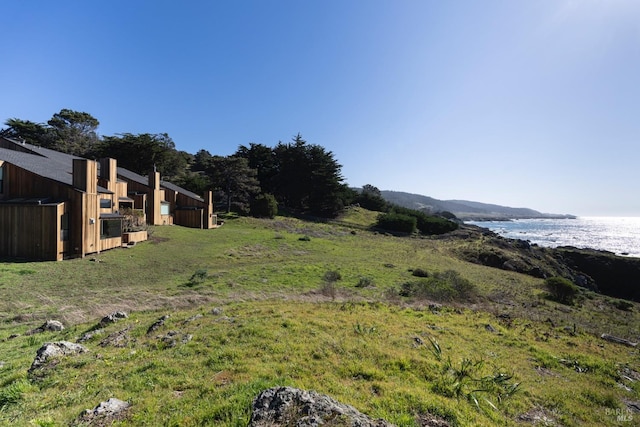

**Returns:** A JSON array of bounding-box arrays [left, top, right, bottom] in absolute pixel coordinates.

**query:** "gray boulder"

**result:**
[[29, 341, 88, 375], [26, 320, 65, 335], [248, 386, 394, 427], [76, 397, 131, 425], [100, 311, 128, 325], [147, 314, 170, 335]]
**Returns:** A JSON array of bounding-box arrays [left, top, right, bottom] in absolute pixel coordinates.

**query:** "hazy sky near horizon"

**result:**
[[2, 1, 639, 216]]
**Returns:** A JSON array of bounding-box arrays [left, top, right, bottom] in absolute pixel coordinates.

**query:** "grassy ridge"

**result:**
[[0, 210, 638, 426]]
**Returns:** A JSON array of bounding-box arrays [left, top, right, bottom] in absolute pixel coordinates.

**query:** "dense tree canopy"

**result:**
[[208, 156, 260, 213], [92, 133, 187, 179], [2, 109, 100, 156], [48, 109, 100, 155], [355, 184, 388, 212], [2, 110, 360, 218], [1, 118, 52, 147], [236, 134, 351, 217]]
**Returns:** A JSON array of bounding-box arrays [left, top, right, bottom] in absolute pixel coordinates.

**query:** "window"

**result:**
[[100, 219, 122, 240], [100, 199, 112, 209], [0, 164, 4, 193], [60, 213, 69, 241], [161, 202, 170, 215]]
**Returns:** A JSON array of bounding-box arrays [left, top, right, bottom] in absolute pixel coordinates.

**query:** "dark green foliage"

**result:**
[[93, 133, 186, 179], [545, 276, 579, 305], [323, 270, 342, 282], [613, 299, 634, 311], [356, 276, 374, 288], [437, 211, 458, 220], [4, 109, 100, 156], [399, 270, 477, 302], [411, 268, 430, 278], [1, 118, 53, 147], [209, 156, 260, 213], [376, 212, 417, 234], [235, 143, 278, 195], [188, 269, 208, 286], [355, 184, 388, 212], [47, 109, 100, 156], [250, 193, 278, 218], [237, 134, 349, 217], [174, 171, 212, 196], [390, 206, 458, 235]]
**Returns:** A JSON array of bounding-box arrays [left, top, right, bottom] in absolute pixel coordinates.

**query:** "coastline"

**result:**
[[465, 216, 640, 258]]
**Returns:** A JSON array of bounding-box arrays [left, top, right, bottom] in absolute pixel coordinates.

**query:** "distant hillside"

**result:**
[[380, 190, 575, 221]]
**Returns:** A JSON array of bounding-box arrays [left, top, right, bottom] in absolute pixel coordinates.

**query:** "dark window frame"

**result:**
[[100, 218, 122, 240]]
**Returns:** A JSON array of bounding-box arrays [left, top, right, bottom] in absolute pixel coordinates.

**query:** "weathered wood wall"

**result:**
[[174, 209, 204, 229], [0, 203, 63, 260]]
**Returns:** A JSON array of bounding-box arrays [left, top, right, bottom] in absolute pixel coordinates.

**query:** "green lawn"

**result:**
[[0, 214, 638, 426]]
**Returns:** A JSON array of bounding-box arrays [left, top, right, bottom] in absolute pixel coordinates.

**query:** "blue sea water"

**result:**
[[466, 217, 640, 258]]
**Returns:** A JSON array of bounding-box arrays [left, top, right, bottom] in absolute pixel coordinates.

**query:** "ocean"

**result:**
[[466, 217, 640, 258]]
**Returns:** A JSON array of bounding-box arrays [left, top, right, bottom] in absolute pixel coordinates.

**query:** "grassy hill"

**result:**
[[380, 190, 575, 220], [0, 209, 638, 426]]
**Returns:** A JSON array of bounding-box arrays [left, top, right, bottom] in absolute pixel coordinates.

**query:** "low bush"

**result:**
[[389, 206, 458, 235], [400, 270, 477, 302], [355, 276, 374, 288], [376, 212, 417, 234], [323, 270, 342, 282], [250, 193, 278, 218], [545, 276, 579, 305], [613, 299, 634, 312], [411, 268, 429, 278], [187, 269, 208, 286]]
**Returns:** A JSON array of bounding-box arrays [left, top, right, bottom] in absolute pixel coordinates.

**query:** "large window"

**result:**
[[100, 218, 122, 240]]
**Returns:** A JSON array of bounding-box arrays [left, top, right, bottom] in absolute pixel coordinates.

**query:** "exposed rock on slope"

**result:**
[[449, 225, 640, 301], [248, 386, 394, 427], [28, 341, 88, 378]]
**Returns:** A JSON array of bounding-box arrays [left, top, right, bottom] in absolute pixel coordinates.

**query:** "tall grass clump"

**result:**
[[319, 270, 342, 299], [187, 268, 208, 287], [399, 270, 477, 302], [545, 276, 579, 305]]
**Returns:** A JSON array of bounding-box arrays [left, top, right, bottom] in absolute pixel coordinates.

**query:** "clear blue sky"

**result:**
[[2, 1, 639, 216]]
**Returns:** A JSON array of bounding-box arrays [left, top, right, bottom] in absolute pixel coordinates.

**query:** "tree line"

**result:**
[[1, 109, 351, 217], [1, 109, 459, 233]]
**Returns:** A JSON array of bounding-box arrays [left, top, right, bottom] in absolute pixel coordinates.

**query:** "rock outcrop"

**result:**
[[26, 320, 65, 335], [28, 341, 88, 377], [100, 311, 128, 326], [75, 397, 131, 426], [248, 386, 394, 427], [452, 224, 640, 301]]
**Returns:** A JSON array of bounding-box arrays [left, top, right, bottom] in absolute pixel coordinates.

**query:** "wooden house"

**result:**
[[0, 136, 216, 261]]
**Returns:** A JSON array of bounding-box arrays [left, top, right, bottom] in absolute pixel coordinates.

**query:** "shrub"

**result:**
[[613, 299, 634, 312], [188, 269, 208, 286], [323, 270, 342, 282], [384, 206, 458, 235], [376, 212, 417, 234], [545, 277, 579, 305], [355, 191, 388, 212], [411, 268, 429, 278], [400, 270, 477, 302], [356, 276, 374, 288], [250, 193, 278, 218]]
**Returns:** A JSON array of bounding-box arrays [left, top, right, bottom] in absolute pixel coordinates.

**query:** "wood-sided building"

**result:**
[[0, 136, 215, 261], [116, 168, 216, 230]]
